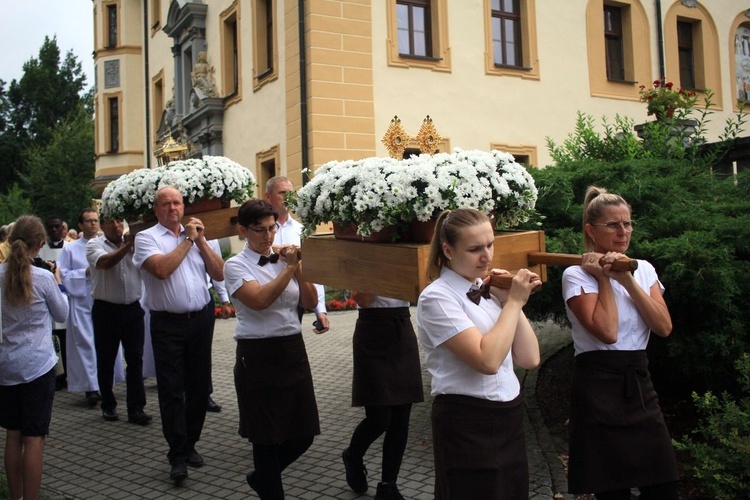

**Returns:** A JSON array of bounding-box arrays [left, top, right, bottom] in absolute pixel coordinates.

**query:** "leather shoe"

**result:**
[[85, 391, 101, 407], [187, 449, 204, 468], [127, 410, 153, 426], [206, 396, 222, 413], [101, 408, 119, 421], [170, 463, 188, 483]]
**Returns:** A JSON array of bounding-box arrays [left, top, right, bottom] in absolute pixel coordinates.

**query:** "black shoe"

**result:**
[[85, 391, 101, 407], [246, 470, 259, 494], [206, 396, 222, 413], [127, 410, 153, 426], [374, 482, 405, 500], [187, 449, 204, 468], [342, 447, 368, 494], [101, 408, 119, 421], [170, 463, 188, 484]]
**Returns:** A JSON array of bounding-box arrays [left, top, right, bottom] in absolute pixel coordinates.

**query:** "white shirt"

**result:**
[[86, 236, 142, 304], [207, 239, 229, 302], [38, 240, 67, 329], [360, 295, 409, 309], [417, 267, 520, 402], [0, 265, 68, 384], [224, 246, 301, 340], [132, 223, 211, 313], [562, 260, 663, 356], [275, 216, 327, 315]]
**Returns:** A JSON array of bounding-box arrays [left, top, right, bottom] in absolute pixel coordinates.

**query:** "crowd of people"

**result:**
[[0, 182, 679, 500]]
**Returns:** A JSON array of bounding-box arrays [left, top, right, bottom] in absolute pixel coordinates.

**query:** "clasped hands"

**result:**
[[484, 268, 542, 304]]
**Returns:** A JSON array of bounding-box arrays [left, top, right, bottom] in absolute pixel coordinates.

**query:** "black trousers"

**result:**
[[92, 299, 146, 414], [253, 437, 314, 499], [150, 303, 214, 465], [348, 404, 412, 483]]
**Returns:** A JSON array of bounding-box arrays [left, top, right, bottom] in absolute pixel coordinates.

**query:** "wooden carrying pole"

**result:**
[[489, 252, 638, 289]]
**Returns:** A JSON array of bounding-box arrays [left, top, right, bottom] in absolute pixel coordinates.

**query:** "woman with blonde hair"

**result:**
[[0, 215, 68, 500], [562, 186, 678, 499], [417, 208, 541, 499]]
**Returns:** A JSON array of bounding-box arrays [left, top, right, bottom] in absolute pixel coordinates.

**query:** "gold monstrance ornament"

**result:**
[[415, 115, 441, 155], [154, 136, 188, 166], [381, 116, 409, 159]]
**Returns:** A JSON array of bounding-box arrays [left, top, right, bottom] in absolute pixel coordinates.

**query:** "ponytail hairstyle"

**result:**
[[426, 208, 491, 281], [3, 215, 46, 307], [582, 186, 630, 251]]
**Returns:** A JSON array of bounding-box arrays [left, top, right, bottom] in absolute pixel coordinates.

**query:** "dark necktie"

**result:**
[[257, 253, 280, 266], [466, 283, 491, 305]]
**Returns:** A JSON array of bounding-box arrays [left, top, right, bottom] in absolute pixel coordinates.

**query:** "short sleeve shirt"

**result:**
[[417, 267, 519, 401], [224, 246, 301, 340], [132, 223, 211, 313], [562, 260, 663, 355]]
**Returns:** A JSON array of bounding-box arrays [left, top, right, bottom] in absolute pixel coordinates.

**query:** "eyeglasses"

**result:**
[[246, 223, 280, 234], [591, 220, 636, 233]]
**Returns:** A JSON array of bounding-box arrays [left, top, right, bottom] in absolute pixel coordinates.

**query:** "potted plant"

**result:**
[[289, 148, 538, 240], [638, 78, 697, 120], [101, 156, 256, 222]]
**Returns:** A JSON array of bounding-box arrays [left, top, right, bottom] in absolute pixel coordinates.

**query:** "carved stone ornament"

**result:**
[[191, 51, 217, 97]]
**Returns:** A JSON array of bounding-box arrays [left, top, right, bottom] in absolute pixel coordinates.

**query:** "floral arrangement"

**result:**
[[101, 156, 256, 222], [638, 78, 696, 118], [290, 148, 538, 238]]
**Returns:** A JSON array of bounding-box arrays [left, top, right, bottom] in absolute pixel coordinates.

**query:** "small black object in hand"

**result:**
[[313, 320, 323, 330]]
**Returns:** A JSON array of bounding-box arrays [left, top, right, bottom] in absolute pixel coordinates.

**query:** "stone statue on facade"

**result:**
[[191, 51, 217, 97]]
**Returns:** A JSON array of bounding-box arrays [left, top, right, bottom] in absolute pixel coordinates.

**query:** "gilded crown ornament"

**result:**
[[381, 115, 443, 159]]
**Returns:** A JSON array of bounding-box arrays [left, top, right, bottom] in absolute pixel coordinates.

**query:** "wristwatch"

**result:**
[[185, 236, 195, 245]]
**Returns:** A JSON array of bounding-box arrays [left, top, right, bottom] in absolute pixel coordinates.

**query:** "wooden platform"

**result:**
[[128, 206, 239, 241], [301, 230, 546, 302]]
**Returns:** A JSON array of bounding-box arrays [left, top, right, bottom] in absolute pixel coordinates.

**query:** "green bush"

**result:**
[[674, 354, 750, 499]]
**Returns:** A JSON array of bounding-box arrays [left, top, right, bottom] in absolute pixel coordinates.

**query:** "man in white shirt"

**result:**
[[265, 176, 330, 333], [132, 186, 224, 484], [87, 217, 152, 425]]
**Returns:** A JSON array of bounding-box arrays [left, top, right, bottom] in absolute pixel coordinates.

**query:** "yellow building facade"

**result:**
[[92, 0, 750, 194]]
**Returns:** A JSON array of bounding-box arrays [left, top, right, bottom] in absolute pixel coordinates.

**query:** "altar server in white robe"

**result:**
[[59, 208, 124, 405]]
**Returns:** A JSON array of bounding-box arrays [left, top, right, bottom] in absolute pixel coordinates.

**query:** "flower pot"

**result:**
[[655, 107, 676, 121], [332, 222, 395, 243], [401, 218, 438, 243], [184, 197, 230, 215]]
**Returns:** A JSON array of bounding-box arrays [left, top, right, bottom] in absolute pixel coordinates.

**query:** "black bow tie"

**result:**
[[466, 283, 491, 305], [257, 253, 280, 266]]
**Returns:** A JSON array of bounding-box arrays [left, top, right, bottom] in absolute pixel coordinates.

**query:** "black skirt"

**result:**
[[432, 394, 528, 500], [351, 307, 424, 407], [234, 333, 320, 445], [568, 350, 679, 494]]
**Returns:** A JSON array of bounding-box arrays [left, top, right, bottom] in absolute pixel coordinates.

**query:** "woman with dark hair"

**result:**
[[0, 215, 68, 500], [417, 208, 541, 499], [224, 199, 322, 499], [562, 186, 678, 499], [341, 291, 423, 500]]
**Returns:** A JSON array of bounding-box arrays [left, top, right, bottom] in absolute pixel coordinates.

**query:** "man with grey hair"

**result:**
[[265, 176, 330, 333], [133, 186, 224, 484]]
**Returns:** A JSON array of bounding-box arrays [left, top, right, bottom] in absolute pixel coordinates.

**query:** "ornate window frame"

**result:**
[[483, 0, 539, 80], [386, 0, 451, 72]]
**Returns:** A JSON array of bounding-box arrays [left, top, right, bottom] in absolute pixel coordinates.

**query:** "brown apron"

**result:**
[[351, 307, 424, 407], [568, 349, 679, 494], [432, 394, 528, 500], [234, 333, 320, 445]]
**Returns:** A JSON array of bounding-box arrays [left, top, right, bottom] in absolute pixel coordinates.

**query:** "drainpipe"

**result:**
[[298, 0, 309, 184], [655, 0, 666, 79], [143, 0, 151, 164]]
